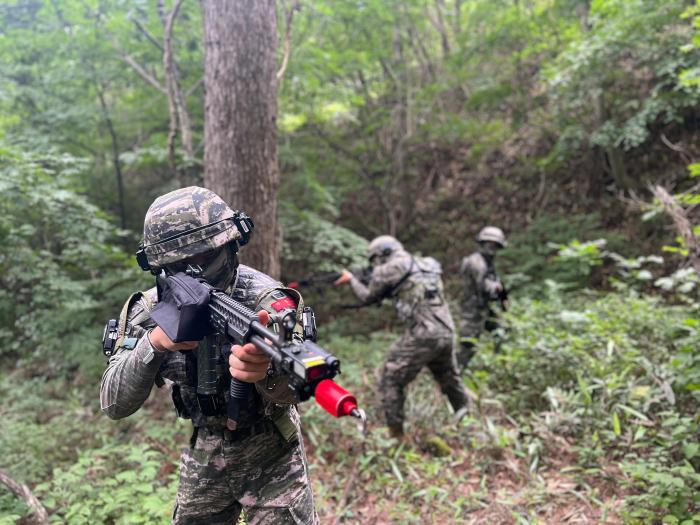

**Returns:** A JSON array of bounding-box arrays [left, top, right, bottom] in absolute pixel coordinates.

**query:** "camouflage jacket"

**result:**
[[459, 251, 502, 311], [349, 250, 455, 339], [100, 265, 302, 428]]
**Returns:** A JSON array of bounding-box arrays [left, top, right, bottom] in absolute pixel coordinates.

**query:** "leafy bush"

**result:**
[[0, 145, 147, 373], [498, 213, 627, 293], [472, 286, 700, 521], [0, 372, 187, 524], [279, 204, 368, 277], [37, 443, 177, 524]]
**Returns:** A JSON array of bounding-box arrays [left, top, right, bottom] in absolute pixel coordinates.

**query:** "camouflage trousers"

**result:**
[[172, 413, 318, 524], [457, 306, 500, 369], [379, 332, 468, 428]]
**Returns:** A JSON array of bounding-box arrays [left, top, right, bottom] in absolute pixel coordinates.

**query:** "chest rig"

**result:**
[[176, 333, 232, 418]]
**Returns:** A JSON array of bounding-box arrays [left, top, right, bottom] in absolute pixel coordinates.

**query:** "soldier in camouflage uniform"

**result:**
[[457, 226, 507, 371], [100, 186, 319, 524], [335, 236, 469, 438]]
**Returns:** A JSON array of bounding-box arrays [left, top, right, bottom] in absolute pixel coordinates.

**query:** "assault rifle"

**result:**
[[288, 266, 380, 309], [497, 286, 509, 312], [478, 286, 508, 313], [150, 267, 364, 431], [288, 266, 373, 290]]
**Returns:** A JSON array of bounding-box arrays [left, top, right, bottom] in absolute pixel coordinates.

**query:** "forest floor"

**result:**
[[132, 379, 627, 525], [117, 366, 627, 525], [304, 382, 628, 525], [311, 435, 626, 525]]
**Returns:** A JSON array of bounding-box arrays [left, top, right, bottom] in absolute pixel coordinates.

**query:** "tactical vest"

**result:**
[[393, 256, 454, 336], [114, 284, 301, 430]]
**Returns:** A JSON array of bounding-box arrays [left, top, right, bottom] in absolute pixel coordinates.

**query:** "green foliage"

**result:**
[[498, 213, 626, 292], [0, 0, 204, 229], [3, 278, 699, 522], [0, 370, 187, 523], [0, 145, 144, 372], [1, 0, 700, 522], [37, 443, 176, 524], [280, 204, 368, 276], [472, 287, 700, 521], [546, 0, 700, 155], [621, 422, 700, 524]]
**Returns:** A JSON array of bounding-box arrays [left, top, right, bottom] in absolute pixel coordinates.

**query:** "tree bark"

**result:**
[[201, 0, 280, 278]]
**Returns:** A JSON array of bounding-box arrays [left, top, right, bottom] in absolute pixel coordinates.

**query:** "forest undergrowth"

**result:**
[[1, 283, 698, 525]]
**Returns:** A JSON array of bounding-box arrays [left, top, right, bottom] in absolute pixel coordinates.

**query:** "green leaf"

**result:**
[[612, 412, 621, 437], [617, 404, 650, 422], [389, 460, 404, 483], [682, 443, 700, 459]]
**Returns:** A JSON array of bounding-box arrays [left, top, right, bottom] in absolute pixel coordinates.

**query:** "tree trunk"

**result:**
[[201, 0, 280, 278]]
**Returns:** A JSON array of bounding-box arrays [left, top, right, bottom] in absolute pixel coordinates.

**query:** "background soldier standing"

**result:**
[[335, 235, 469, 439], [457, 226, 507, 371], [100, 187, 318, 524]]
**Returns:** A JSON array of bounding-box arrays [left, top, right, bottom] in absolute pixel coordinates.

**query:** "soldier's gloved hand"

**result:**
[[229, 310, 272, 383], [485, 280, 503, 297], [148, 326, 199, 352], [334, 269, 353, 286]]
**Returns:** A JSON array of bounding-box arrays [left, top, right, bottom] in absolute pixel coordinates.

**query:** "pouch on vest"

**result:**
[[272, 411, 298, 445], [171, 384, 191, 419]]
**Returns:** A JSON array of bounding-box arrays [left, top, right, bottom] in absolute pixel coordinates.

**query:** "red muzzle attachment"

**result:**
[[315, 379, 360, 418]]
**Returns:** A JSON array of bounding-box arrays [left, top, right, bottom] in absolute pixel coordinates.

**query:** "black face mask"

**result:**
[[200, 244, 239, 290], [168, 244, 239, 289], [479, 242, 500, 258]]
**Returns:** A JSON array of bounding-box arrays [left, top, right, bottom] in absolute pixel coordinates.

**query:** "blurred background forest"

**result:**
[[1, 0, 700, 523]]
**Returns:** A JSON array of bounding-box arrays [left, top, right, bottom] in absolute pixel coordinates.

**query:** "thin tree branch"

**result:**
[[277, 0, 300, 86], [185, 76, 204, 98], [160, 0, 195, 185], [453, 0, 462, 35], [651, 185, 700, 275], [156, 0, 167, 26], [131, 17, 164, 52], [0, 469, 49, 525], [162, 0, 185, 178], [660, 132, 692, 164], [95, 81, 127, 229], [432, 0, 451, 57], [109, 35, 167, 94]]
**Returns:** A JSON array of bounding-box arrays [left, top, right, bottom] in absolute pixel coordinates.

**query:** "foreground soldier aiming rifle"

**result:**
[[151, 267, 363, 430], [101, 186, 360, 524]]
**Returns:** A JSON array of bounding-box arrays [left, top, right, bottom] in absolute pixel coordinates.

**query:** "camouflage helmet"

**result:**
[[140, 186, 250, 270], [476, 226, 507, 248], [368, 235, 403, 262]]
